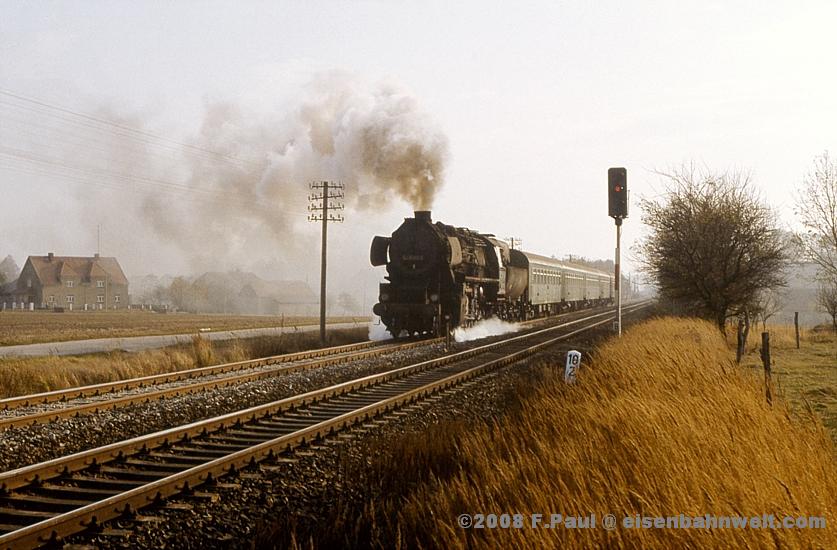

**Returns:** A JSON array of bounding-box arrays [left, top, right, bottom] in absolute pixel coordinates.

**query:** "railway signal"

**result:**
[[608, 167, 628, 220], [308, 181, 345, 345], [608, 167, 628, 337]]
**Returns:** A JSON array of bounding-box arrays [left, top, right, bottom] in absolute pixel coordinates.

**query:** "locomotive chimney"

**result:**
[[414, 210, 432, 223]]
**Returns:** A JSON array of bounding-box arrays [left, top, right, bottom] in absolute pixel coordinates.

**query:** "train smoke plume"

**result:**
[[2, 71, 448, 293], [140, 73, 448, 274], [300, 73, 449, 210]]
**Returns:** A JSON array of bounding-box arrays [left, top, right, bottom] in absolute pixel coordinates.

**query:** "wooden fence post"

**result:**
[[736, 318, 745, 363], [760, 331, 772, 405], [794, 312, 800, 349]]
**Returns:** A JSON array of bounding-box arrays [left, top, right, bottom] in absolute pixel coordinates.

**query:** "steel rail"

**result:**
[[0, 302, 651, 548], [0, 339, 387, 411], [0, 338, 441, 430], [0, 305, 650, 549], [0, 304, 610, 412], [0, 304, 644, 494], [0, 305, 613, 429]]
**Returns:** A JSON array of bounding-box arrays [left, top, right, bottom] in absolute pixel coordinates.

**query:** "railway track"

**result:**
[[0, 306, 610, 431], [0, 338, 439, 430], [0, 302, 648, 548]]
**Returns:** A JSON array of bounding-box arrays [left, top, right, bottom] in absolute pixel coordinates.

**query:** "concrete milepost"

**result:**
[[564, 350, 582, 383], [608, 167, 628, 337]]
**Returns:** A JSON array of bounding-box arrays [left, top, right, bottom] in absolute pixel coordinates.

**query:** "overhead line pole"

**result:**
[[308, 181, 344, 345]]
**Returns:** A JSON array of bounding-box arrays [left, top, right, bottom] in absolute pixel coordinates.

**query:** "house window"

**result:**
[[66, 295, 74, 303], [114, 295, 120, 303], [26, 278, 32, 288], [97, 280, 105, 288], [66, 280, 74, 288], [97, 295, 104, 303], [48, 295, 54, 303]]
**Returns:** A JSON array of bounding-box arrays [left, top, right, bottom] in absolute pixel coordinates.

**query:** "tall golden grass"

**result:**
[[275, 317, 836, 549], [0, 328, 367, 398]]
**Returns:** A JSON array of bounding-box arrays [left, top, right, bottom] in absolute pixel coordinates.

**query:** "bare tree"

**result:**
[[751, 288, 785, 331], [816, 277, 837, 332], [795, 152, 837, 280], [638, 165, 788, 333]]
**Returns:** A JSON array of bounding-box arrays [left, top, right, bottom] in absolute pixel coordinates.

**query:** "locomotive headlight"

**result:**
[[430, 293, 439, 303], [380, 293, 390, 302]]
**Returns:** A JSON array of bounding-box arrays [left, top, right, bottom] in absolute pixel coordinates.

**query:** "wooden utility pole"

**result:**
[[507, 237, 522, 250], [308, 181, 344, 345]]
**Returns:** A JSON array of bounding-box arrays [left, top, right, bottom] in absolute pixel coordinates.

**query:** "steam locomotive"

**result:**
[[371, 211, 614, 337]]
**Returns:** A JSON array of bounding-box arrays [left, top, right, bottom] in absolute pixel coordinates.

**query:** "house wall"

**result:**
[[41, 281, 129, 310], [1, 257, 130, 311]]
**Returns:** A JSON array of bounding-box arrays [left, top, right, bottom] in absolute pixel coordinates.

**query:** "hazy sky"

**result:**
[[2, 1, 836, 294]]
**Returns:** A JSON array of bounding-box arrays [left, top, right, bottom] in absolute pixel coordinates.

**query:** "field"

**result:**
[[735, 324, 837, 443], [276, 317, 836, 549], [0, 311, 367, 346], [0, 328, 368, 398]]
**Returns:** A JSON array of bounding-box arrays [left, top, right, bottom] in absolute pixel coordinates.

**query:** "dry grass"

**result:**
[[0, 328, 367, 398], [276, 317, 836, 549], [0, 311, 367, 346]]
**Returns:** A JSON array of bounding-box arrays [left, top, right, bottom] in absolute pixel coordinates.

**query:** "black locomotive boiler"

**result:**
[[371, 211, 614, 338]]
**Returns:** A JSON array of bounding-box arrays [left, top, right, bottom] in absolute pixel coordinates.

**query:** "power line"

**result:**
[[0, 89, 263, 169], [0, 116, 311, 211], [0, 154, 310, 217]]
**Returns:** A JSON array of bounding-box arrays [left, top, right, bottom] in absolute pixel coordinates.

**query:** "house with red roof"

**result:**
[[1, 253, 129, 311]]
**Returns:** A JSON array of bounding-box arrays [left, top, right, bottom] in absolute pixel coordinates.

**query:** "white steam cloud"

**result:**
[[453, 318, 522, 343], [368, 319, 393, 341]]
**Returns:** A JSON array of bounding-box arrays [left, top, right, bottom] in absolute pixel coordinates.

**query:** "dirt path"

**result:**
[[0, 321, 366, 357]]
